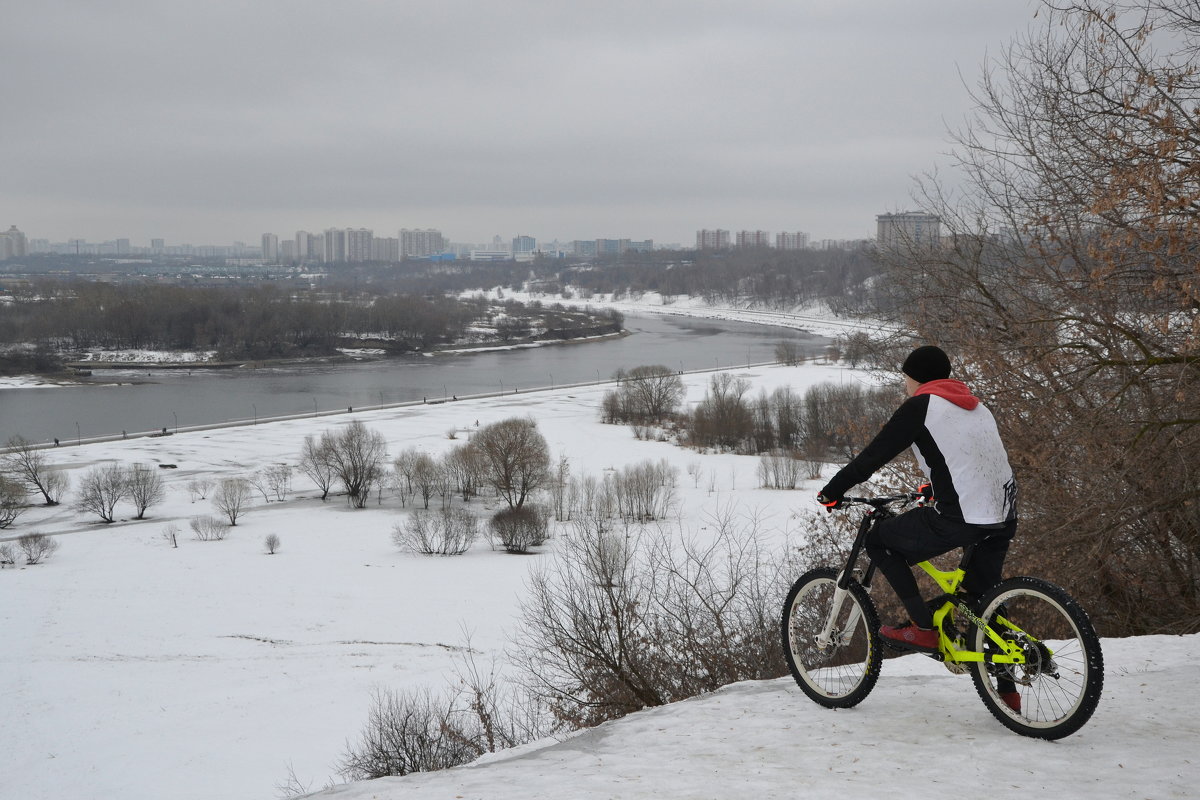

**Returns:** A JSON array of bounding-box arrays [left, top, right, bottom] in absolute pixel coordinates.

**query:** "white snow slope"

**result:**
[[1, 315, 1195, 800]]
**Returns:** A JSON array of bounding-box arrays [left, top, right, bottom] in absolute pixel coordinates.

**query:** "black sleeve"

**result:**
[[819, 395, 928, 500]]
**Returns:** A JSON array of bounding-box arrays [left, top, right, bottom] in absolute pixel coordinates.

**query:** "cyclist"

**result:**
[[816, 345, 1018, 665]]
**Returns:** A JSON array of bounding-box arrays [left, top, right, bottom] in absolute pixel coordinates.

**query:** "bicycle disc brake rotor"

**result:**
[[996, 634, 1057, 685]]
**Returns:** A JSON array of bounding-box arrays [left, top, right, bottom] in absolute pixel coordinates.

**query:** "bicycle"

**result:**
[[781, 493, 1104, 739]]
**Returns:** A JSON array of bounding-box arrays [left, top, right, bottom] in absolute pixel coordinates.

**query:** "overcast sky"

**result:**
[[2, 1, 1039, 247]]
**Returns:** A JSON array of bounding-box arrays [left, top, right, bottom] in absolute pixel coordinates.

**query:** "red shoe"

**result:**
[[879, 622, 939, 652], [1000, 691, 1022, 713]]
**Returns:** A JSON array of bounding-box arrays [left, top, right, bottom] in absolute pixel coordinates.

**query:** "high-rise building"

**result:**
[[0, 225, 28, 260], [323, 228, 347, 263], [400, 228, 446, 259], [776, 231, 809, 250], [280, 240, 296, 262], [512, 235, 537, 255], [262, 233, 279, 262], [876, 212, 941, 250], [345, 228, 373, 262], [151, 238, 165, 254], [736, 230, 771, 248], [294, 231, 313, 262], [696, 229, 730, 250]]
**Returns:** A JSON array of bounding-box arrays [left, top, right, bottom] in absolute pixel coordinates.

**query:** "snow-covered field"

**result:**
[[1, 300, 1193, 800]]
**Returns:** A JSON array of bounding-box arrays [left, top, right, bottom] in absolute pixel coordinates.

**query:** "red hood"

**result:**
[[913, 379, 979, 410]]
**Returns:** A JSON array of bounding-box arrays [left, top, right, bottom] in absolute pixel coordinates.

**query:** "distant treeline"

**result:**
[[0, 282, 621, 364], [332, 248, 883, 313]]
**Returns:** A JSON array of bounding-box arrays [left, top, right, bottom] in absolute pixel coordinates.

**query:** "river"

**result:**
[[0, 314, 826, 444]]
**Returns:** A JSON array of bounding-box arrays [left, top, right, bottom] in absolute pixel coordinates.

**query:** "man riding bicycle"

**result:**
[[816, 345, 1019, 670]]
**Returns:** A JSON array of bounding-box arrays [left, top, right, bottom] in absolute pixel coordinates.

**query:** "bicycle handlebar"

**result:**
[[839, 493, 922, 509]]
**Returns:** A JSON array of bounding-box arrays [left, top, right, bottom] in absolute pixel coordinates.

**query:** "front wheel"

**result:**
[[968, 576, 1104, 739], [781, 567, 882, 708]]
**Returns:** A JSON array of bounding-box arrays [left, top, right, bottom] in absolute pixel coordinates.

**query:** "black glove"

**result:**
[[816, 492, 844, 511]]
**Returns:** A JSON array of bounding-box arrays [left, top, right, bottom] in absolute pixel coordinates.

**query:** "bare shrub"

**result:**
[[43, 470, 69, 505], [0, 542, 17, 567], [18, 532, 59, 565], [190, 515, 230, 541], [393, 508, 478, 556], [0, 475, 28, 529], [126, 464, 166, 519], [186, 478, 213, 502], [513, 506, 787, 728], [161, 523, 180, 548], [264, 533, 281, 554], [490, 505, 551, 554], [78, 463, 131, 523], [212, 478, 251, 525], [610, 459, 678, 521], [337, 640, 546, 781], [337, 688, 480, 781], [758, 450, 803, 490]]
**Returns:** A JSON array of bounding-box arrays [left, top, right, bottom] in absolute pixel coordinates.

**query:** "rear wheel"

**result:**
[[781, 568, 882, 708], [968, 576, 1103, 739]]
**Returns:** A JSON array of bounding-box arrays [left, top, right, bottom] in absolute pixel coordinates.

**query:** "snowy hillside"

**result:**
[[2, 346, 1193, 800], [311, 634, 1199, 800]]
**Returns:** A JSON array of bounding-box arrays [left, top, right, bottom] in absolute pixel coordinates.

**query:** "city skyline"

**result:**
[[3, 1, 1038, 246]]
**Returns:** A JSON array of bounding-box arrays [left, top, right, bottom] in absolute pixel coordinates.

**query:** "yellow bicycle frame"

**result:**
[[914, 559, 1029, 665]]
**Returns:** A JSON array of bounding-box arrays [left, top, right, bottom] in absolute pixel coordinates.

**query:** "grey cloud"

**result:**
[[2, 0, 1038, 244]]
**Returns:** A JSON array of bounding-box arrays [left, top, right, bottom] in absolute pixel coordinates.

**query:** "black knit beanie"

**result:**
[[902, 345, 952, 384]]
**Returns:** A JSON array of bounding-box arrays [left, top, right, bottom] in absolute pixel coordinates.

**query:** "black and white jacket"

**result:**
[[820, 379, 1017, 526]]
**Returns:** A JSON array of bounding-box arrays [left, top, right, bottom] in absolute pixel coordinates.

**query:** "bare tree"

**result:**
[[266, 464, 293, 502], [323, 421, 388, 508], [0, 475, 28, 529], [472, 418, 550, 510], [212, 478, 251, 526], [3, 436, 63, 506], [78, 464, 130, 523], [686, 373, 754, 451], [264, 533, 281, 554], [410, 453, 441, 510], [609, 365, 685, 423], [878, 0, 1200, 633], [298, 434, 337, 501], [125, 464, 165, 519], [774, 340, 802, 365]]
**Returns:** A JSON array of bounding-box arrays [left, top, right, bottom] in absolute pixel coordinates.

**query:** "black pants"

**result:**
[[865, 506, 1016, 628]]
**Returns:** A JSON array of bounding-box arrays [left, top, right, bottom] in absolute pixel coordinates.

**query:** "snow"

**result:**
[[315, 633, 1198, 799], [0, 317, 1193, 799], [469, 289, 893, 339]]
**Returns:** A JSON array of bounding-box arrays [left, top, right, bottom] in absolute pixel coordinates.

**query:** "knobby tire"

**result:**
[[968, 576, 1104, 739], [781, 567, 882, 708]]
